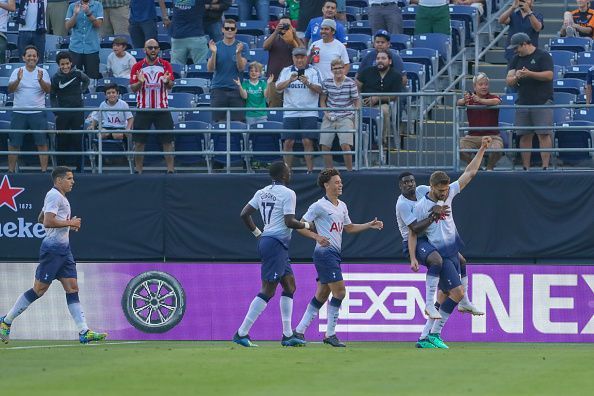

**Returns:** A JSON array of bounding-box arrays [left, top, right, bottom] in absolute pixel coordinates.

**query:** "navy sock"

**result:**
[[281, 291, 294, 299], [66, 292, 80, 304], [440, 297, 457, 314], [329, 297, 342, 308], [460, 263, 467, 278], [24, 288, 40, 303], [310, 297, 324, 309], [257, 292, 271, 303]]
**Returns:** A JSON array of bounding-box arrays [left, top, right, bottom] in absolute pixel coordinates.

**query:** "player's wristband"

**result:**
[[252, 228, 262, 237], [303, 221, 310, 230]]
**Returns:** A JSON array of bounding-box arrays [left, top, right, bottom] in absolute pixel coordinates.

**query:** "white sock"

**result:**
[[460, 276, 472, 306], [296, 303, 321, 334], [431, 310, 451, 334], [67, 302, 89, 334], [426, 275, 439, 307], [280, 295, 293, 337], [237, 296, 268, 337], [325, 299, 342, 337], [5, 290, 38, 324], [420, 318, 435, 339]]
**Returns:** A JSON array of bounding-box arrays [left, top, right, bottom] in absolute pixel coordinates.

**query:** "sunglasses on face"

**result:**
[[331, 67, 343, 70], [146, 46, 159, 50], [224, 26, 236, 31]]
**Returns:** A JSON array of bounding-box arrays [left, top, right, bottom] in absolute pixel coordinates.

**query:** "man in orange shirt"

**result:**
[[561, 0, 594, 38]]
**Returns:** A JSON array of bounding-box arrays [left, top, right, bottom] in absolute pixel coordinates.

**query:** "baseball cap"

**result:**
[[320, 18, 336, 31], [374, 30, 390, 40], [292, 47, 308, 56], [507, 32, 531, 50]]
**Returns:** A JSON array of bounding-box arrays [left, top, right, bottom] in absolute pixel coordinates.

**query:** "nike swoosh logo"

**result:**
[[58, 77, 77, 89]]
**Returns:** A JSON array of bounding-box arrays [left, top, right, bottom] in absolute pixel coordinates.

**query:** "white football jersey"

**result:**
[[395, 185, 430, 241], [303, 196, 352, 253], [248, 183, 297, 247], [42, 188, 71, 249]]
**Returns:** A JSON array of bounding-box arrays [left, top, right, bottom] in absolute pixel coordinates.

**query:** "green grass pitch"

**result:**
[[1, 341, 592, 395]]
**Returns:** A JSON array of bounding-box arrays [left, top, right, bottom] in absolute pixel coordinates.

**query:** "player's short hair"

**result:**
[[430, 171, 450, 186], [398, 172, 414, 182], [52, 166, 71, 181], [56, 51, 73, 63], [269, 161, 287, 180], [104, 83, 119, 93], [318, 168, 340, 189]]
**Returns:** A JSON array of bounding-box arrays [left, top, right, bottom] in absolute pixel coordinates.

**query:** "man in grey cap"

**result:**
[[309, 18, 350, 81], [505, 32, 554, 170], [276, 47, 323, 173]]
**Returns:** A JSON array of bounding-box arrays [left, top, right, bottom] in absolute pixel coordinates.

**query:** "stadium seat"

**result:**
[[122, 93, 137, 106], [553, 78, 584, 95], [96, 77, 129, 94], [347, 62, 360, 78], [449, 19, 465, 54], [554, 107, 572, 125], [400, 48, 438, 82], [402, 62, 425, 92], [267, 110, 283, 122], [412, 33, 451, 66], [553, 92, 576, 105], [246, 48, 269, 65], [99, 48, 112, 65], [344, 34, 372, 51], [554, 64, 565, 80], [550, 50, 576, 67], [45, 34, 63, 52], [402, 6, 416, 20], [237, 21, 267, 36], [195, 93, 211, 107], [41, 63, 59, 77], [236, 34, 256, 49], [210, 121, 247, 169], [83, 92, 107, 108], [224, 6, 239, 21], [167, 93, 196, 121], [0, 63, 23, 78], [576, 51, 594, 65], [448, 5, 479, 43], [245, 121, 283, 171], [349, 20, 372, 35], [574, 107, 594, 122], [402, 19, 415, 36], [185, 109, 213, 123], [563, 64, 590, 80], [129, 49, 146, 61], [548, 37, 591, 53], [185, 63, 213, 79], [172, 78, 208, 95], [390, 34, 411, 51], [268, 5, 284, 20], [346, 0, 368, 7], [498, 94, 516, 125], [0, 77, 9, 94], [346, 48, 358, 63], [344, 6, 360, 22], [555, 120, 594, 165], [174, 121, 210, 169]]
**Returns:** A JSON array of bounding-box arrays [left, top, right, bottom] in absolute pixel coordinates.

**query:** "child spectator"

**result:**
[[234, 61, 274, 126], [88, 83, 134, 140], [107, 37, 136, 78]]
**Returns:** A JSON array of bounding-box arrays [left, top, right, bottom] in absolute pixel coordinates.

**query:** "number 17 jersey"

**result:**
[[248, 183, 297, 248]]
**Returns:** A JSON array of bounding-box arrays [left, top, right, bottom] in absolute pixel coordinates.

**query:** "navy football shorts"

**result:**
[[36, 247, 77, 284], [438, 254, 462, 292], [258, 236, 293, 282], [313, 248, 343, 284]]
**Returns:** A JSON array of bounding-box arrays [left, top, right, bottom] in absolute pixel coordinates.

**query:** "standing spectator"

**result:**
[[356, 50, 403, 147], [411, 0, 451, 35], [170, 0, 208, 67], [129, 39, 176, 174], [17, 0, 48, 63], [456, 72, 503, 171], [238, 0, 269, 24], [204, 0, 231, 43], [106, 36, 136, 77], [50, 51, 90, 171], [356, 30, 407, 87], [235, 62, 274, 126], [303, 1, 346, 47], [276, 47, 323, 173], [450, 0, 485, 17], [560, 0, 594, 38], [7, 45, 51, 173], [320, 58, 359, 171], [309, 18, 349, 81], [88, 83, 134, 140], [47, 0, 68, 36], [129, 0, 169, 49], [278, 0, 299, 24], [506, 32, 553, 171], [263, 15, 303, 108], [0, 0, 16, 63], [207, 19, 248, 122], [65, 0, 104, 79], [100, 0, 130, 36], [498, 0, 543, 61], [297, 0, 324, 33], [368, 0, 403, 35]]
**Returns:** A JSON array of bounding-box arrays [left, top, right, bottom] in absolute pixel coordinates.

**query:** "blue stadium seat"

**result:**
[[550, 50, 576, 67], [402, 6, 416, 20], [554, 107, 572, 124], [157, 34, 172, 50], [548, 37, 591, 53], [267, 110, 283, 122], [344, 34, 372, 51], [346, 48, 358, 63], [172, 78, 208, 95], [269, 5, 284, 20], [129, 49, 146, 61], [174, 121, 210, 168], [236, 34, 256, 48], [563, 64, 591, 80], [99, 48, 112, 65], [224, 6, 239, 21], [167, 92, 195, 109], [361, 107, 381, 147], [0, 63, 22, 78], [185, 109, 213, 123], [555, 120, 593, 165], [498, 93, 516, 125], [449, 5, 479, 43], [347, 62, 360, 78], [402, 62, 425, 92], [41, 63, 59, 77], [96, 77, 129, 94], [553, 78, 584, 95], [237, 21, 267, 36], [574, 108, 594, 122], [246, 48, 269, 65], [83, 92, 106, 108], [210, 121, 247, 168], [349, 20, 371, 35], [344, 6, 360, 22], [195, 93, 211, 107], [554, 64, 565, 80], [402, 19, 415, 36], [346, 0, 369, 9], [122, 93, 137, 106], [450, 19, 465, 54], [390, 34, 411, 51], [246, 121, 283, 170], [412, 33, 451, 66], [576, 51, 594, 65], [553, 91, 577, 105], [45, 34, 63, 52], [185, 63, 213, 79], [400, 48, 438, 82]]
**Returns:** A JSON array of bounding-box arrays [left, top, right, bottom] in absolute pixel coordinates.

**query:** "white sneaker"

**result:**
[[458, 302, 485, 315], [424, 304, 442, 319]]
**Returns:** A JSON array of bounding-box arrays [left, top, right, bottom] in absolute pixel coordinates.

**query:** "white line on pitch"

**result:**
[[2, 341, 146, 350]]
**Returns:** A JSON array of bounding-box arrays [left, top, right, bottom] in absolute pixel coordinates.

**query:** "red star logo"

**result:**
[[0, 175, 25, 212]]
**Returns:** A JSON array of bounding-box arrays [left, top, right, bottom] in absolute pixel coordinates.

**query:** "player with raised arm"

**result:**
[[411, 136, 492, 349], [294, 168, 383, 347], [0, 167, 107, 344], [233, 161, 317, 347]]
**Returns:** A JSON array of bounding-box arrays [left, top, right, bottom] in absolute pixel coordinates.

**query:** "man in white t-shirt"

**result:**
[[17, 0, 48, 62], [308, 18, 350, 81], [106, 36, 136, 78], [7, 45, 51, 172], [276, 47, 323, 173], [0, 0, 16, 63]]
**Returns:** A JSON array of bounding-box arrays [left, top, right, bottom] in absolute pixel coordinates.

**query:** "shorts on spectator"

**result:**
[[246, 115, 268, 126], [9, 112, 49, 147], [320, 117, 355, 146], [282, 116, 319, 140], [460, 135, 504, 150], [132, 111, 174, 144], [515, 103, 553, 136]]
